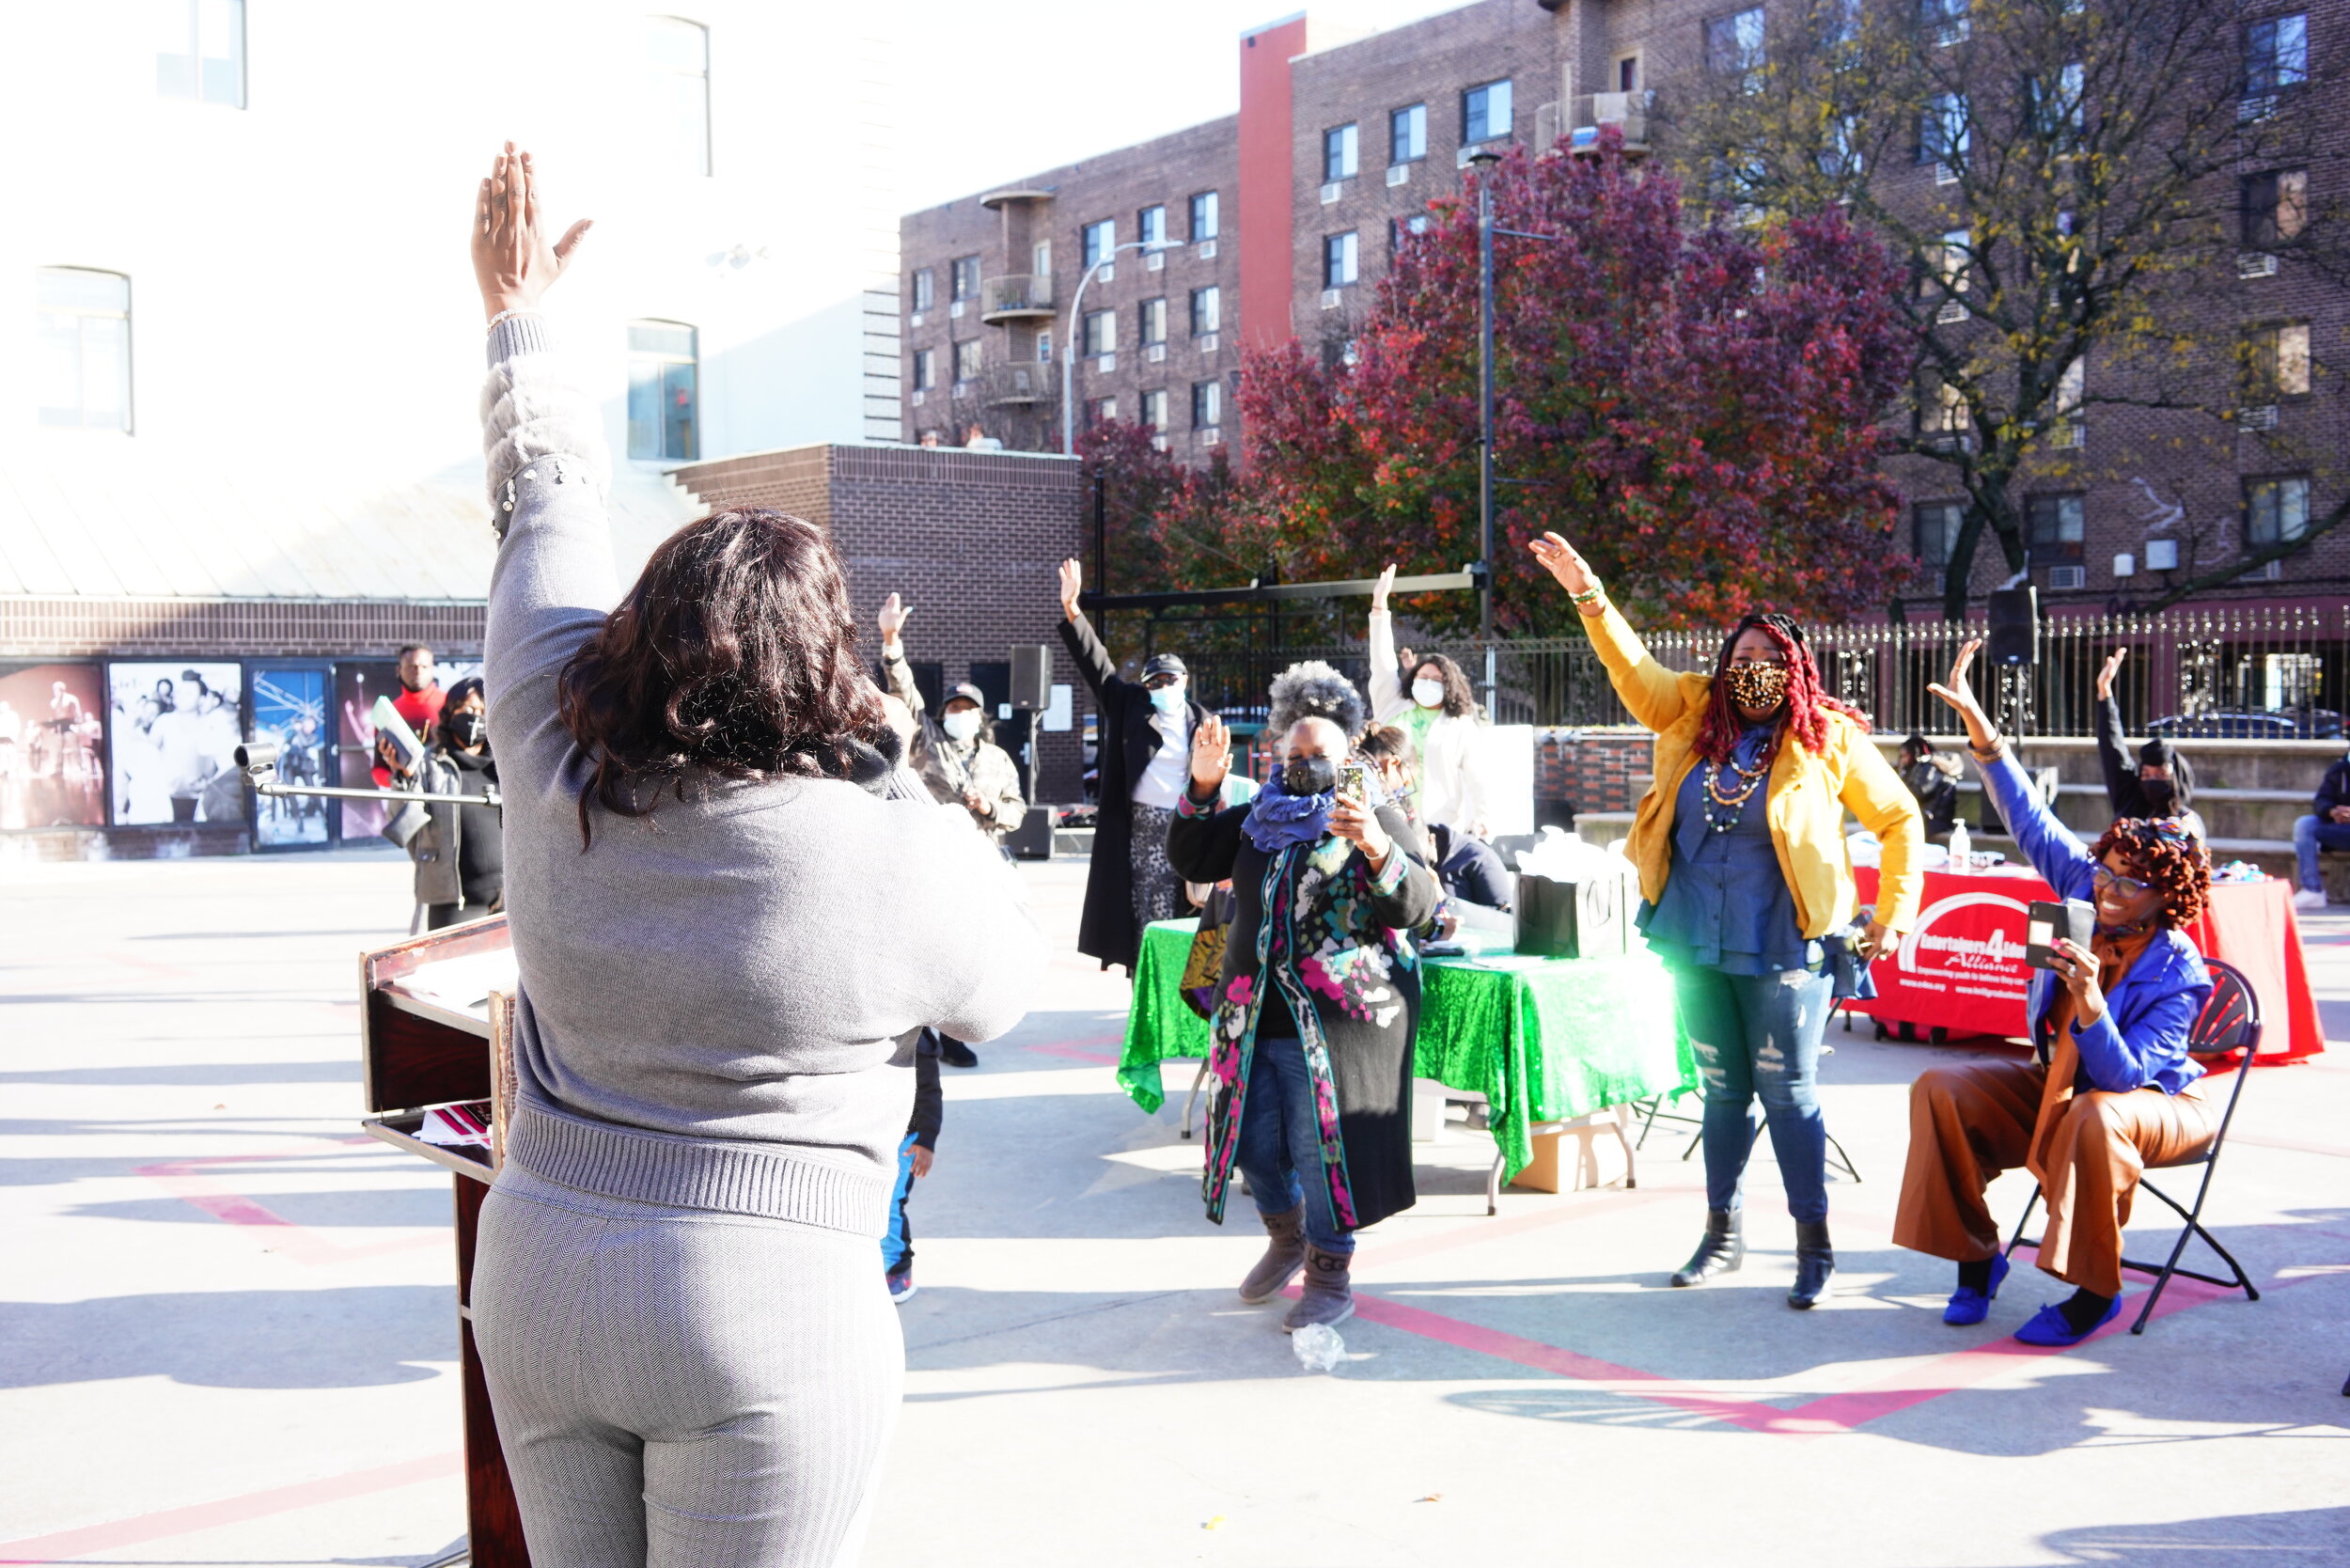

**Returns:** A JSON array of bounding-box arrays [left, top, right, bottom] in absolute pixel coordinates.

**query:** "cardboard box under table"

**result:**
[[356, 917, 532, 1568], [1119, 919, 1696, 1213]]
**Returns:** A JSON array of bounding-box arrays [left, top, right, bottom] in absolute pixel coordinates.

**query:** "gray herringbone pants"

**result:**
[[473, 1165, 901, 1567]]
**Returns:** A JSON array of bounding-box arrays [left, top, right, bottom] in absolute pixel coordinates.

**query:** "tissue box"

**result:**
[[1514, 869, 1633, 960]]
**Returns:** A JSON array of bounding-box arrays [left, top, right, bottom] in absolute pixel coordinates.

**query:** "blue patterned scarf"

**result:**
[[1243, 773, 1334, 852]]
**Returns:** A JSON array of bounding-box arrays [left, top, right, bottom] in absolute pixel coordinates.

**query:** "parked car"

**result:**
[[2149, 709, 2346, 740]]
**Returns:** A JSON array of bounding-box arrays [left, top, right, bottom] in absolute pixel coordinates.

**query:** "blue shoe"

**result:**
[[886, 1268, 916, 1305], [1942, 1255, 2012, 1326], [2013, 1294, 2120, 1346]]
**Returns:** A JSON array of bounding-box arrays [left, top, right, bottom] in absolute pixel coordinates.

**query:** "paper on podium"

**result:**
[[388, 948, 520, 1023]]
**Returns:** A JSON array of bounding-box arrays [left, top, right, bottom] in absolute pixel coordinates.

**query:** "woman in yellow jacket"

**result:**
[[1532, 532, 1925, 1308]]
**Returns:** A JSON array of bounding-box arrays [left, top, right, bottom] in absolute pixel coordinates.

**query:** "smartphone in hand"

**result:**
[[2025, 899, 2095, 970]]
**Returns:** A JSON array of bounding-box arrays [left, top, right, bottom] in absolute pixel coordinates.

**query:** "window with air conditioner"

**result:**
[[1138, 205, 1167, 251], [1189, 286, 1220, 338], [1189, 191, 1219, 242], [1919, 372, 1968, 442], [1141, 389, 1168, 431], [37, 268, 133, 431], [950, 256, 979, 304], [911, 269, 934, 313], [1324, 123, 1359, 182], [2242, 169, 2308, 251], [952, 339, 982, 384], [1927, 228, 1969, 320], [1083, 309, 1116, 359], [1918, 91, 1969, 167], [645, 17, 712, 177], [627, 320, 697, 461], [1192, 379, 1222, 430], [1913, 501, 1962, 567], [2246, 476, 2311, 547], [1390, 103, 1427, 165], [1920, 0, 1969, 47], [1703, 9, 1765, 93], [1324, 232, 1358, 289], [2248, 321, 2311, 400], [1390, 213, 1431, 253], [2245, 15, 2309, 104], [911, 348, 934, 393], [2028, 494, 2085, 563], [2049, 358, 2085, 445], [155, 0, 245, 107], [1087, 397, 1118, 429], [1462, 79, 1512, 146], [1139, 297, 1167, 348], [1082, 220, 1116, 271]]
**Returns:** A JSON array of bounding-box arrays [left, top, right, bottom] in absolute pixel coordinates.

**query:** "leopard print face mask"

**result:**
[[1723, 660, 1790, 710]]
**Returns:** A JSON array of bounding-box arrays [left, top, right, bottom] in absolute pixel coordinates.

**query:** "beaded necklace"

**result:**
[[1700, 730, 1777, 834]]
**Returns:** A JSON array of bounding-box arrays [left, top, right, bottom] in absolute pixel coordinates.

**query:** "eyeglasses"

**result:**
[[2093, 864, 2154, 899]]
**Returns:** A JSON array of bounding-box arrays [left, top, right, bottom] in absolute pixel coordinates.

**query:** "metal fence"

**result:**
[[1166, 604, 2350, 740]]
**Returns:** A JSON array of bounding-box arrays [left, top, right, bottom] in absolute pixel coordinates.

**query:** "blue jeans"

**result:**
[[882, 1133, 917, 1276], [1670, 964, 1833, 1224], [1233, 1036, 1355, 1254], [2294, 814, 2350, 892]]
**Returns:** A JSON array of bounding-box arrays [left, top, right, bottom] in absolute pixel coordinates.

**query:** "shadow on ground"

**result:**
[[0, 1287, 455, 1389]]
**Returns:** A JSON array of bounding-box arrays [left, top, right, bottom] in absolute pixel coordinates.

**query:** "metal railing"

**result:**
[[1157, 604, 2350, 740], [980, 274, 1054, 321]]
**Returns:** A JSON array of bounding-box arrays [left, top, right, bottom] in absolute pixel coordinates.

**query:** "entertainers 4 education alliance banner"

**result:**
[[1851, 867, 2039, 1039]]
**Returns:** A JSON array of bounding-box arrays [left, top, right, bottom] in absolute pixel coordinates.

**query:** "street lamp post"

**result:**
[[1060, 239, 1174, 456], [1470, 149, 1502, 714]]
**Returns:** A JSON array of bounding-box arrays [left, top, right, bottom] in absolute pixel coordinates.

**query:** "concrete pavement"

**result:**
[[3, 849, 2347, 1565]]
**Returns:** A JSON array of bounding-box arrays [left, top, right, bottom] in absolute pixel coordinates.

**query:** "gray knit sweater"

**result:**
[[480, 314, 1043, 1237]]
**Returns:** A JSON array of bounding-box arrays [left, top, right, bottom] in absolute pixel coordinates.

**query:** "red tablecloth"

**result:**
[[1850, 867, 2325, 1062]]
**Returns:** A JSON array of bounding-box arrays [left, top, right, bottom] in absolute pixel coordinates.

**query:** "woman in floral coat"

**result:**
[[1167, 707, 1442, 1332]]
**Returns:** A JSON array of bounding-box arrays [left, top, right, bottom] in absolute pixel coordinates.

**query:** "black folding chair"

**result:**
[[2003, 957, 2263, 1336]]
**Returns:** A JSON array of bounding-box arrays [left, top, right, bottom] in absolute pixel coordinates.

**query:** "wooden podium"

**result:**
[[358, 917, 531, 1568]]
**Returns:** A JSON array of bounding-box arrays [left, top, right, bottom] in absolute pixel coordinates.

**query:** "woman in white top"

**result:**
[[1366, 564, 1490, 838]]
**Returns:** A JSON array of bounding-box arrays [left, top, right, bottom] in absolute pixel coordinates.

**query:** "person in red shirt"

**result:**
[[371, 645, 447, 787]]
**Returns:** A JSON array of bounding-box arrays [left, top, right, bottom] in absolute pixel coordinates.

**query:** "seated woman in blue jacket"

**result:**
[[1896, 639, 2217, 1346]]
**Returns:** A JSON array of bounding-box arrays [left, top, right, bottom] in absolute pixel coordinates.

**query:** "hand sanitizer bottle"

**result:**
[[1949, 818, 1970, 872]]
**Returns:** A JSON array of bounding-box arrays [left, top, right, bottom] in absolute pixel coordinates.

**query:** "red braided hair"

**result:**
[[1693, 613, 1872, 765]]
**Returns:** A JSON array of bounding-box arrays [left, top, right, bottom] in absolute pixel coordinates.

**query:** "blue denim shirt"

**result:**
[[1641, 723, 1818, 976], [1978, 748, 2211, 1094]]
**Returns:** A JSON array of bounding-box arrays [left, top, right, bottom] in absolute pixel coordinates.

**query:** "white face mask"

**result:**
[[1150, 682, 1185, 713], [1412, 677, 1445, 709], [941, 710, 981, 743]]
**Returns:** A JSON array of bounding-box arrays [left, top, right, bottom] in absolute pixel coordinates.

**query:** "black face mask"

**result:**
[[447, 712, 487, 750], [1282, 756, 1338, 797], [2139, 778, 2176, 814]]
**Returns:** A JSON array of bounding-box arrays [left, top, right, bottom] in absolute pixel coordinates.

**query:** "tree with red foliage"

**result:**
[[1238, 142, 1915, 635]]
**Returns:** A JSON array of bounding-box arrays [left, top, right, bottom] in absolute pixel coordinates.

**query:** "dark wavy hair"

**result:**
[[437, 676, 485, 750], [1694, 612, 1870, 765], [555, 510, 891, 845], [1408, 652, 1479, 719], [2092, 818, 2212, 929], [1357, 723, 1413, 767]]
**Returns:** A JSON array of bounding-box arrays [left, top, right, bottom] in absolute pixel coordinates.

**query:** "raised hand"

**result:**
[[1927, 637, 1998, 751], [1189, 711, 1231, 792], [878, 592, 911, 650], [1528, 532, 1600, 602], [1371, 563, 1397, 617], [1058, 558, 1085, 621], [472, 144, 592, 322], [2094, 647, 2126, 702]]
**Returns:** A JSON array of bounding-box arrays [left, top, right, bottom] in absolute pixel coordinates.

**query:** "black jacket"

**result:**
[[2311, 757, 2350, 817], [1430, 823, 1512, 910], [1059, 613, 1204, 971], [2096, 693, 2197, 821]]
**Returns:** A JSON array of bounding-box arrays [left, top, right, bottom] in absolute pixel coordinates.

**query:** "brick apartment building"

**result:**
[[901, 0, 2350, 619]]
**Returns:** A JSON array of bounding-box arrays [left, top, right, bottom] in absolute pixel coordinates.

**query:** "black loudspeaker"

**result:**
[[1010, 644, 1052, 711], [1987, 587, 2039, 666], [1004, 806, 1054, 859]]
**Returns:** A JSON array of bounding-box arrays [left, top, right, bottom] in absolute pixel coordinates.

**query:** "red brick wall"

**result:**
[[1534, 727, 1653, 814], [0, 598, 484, 659]]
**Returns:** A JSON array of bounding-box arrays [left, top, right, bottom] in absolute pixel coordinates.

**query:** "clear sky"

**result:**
[[894, 0, 1460, 212]]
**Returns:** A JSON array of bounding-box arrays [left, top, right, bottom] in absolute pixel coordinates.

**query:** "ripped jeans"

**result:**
[[1669, 964, 1834, 1224]]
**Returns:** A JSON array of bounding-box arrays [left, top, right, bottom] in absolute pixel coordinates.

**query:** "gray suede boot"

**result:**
[[1238, 1204, 1308, 1304], [1282, 1243, 1355, 1332]]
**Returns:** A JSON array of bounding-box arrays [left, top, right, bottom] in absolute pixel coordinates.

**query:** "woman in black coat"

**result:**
[[1167, 710, 1442, 1334]]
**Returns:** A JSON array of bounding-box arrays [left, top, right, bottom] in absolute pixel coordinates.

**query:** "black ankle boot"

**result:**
[[1670, 1209, 1745, 1287], [1789, 1219, 1834, 1309]]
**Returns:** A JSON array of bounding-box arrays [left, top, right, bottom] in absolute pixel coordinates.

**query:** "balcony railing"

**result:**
[[981, 274, 1054, 323], [1566, 90, 1653, 154], [983, 362, 1054, 407]]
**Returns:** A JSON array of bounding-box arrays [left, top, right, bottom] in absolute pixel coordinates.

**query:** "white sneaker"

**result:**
[[2292, 887, 2328, 912]]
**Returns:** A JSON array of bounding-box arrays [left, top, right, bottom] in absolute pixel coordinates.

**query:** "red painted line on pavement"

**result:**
[[133, 1139, 446, 1267], [1025, 1043, 1121, 1064], [0, 1451, 461, 1563]]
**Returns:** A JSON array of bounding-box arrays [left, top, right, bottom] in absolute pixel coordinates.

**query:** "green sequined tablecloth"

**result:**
[[1117, 919, 1695, 1180]]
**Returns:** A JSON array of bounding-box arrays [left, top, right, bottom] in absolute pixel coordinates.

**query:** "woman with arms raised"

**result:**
[[464, 147, 1043, 1566], [1901, 640, 2216, 1345], [1529, 532, 1924, 1309]]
